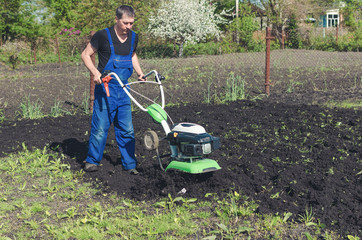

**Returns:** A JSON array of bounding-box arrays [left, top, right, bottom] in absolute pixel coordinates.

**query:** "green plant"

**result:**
[[183, 41, 221, 56], [287, 14, 302, 49], [19, 95, 44, 119], [347, 235, 360, 240], [298, 206, 317, 227], [50, 99, 65, 117], [223, 73, 247, 102], [0, 41, 30, 69], [0, 108, 5, 123], [81, 91, 90, 114], [213, 222, 255, 239], [154, 193, 197, 211]]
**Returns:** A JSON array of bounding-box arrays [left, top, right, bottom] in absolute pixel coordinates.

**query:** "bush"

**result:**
[[286, 14, 303, 49], [307, 29, 360, 52], [0, 41, 31, 69], [303, 20, 361, 52], [183, 42, 221, 56], [335, 32, 361, 51], [137, 42, 176, 59]]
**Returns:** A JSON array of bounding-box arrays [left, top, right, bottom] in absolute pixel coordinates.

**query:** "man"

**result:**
[[81, 5, 145, 174]]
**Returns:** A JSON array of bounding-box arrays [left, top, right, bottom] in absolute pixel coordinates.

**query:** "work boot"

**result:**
[[84, 163, 98, 172], [128, 168, 139, 175]]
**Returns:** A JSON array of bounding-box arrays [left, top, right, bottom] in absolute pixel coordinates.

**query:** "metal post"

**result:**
[[89, 31, 96, 113], [236, 0, 238, 18], [235, 0, 239, 44], [265, 27, 273, 96]]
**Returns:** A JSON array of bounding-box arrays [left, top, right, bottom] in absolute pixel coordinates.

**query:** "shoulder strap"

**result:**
[[105, 28, 114, 55], [130, 31, 136, 54]]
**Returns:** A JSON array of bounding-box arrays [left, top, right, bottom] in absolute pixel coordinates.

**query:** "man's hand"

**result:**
[[94, 71, 102, 85], [138, 73, 146, 82], [81, 43, 102, 84]]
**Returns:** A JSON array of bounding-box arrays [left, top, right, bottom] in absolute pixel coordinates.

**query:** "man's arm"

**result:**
[[81, 43, 102, 84], [132, 52, 145, 81]]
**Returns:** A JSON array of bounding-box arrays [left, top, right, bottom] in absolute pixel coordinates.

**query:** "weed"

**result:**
[[50, 99, 69, 117], [222, 72, 247, 102], [0, 108, 5, 123], [154, 193, 197, 211], [0, 146, 347, 239], [19, 95, 44, 119], [81, 91, 90, 114], [347, 235, 360, 240], [286, 79, 303, 93], [298, 206, 317, 227]]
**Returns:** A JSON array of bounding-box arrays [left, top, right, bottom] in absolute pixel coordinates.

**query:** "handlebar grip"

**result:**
[[158, 74, 165, 81], [143, 71, 166, 82]]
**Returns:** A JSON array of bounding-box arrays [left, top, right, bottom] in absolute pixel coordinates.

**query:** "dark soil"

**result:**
[[1, 100, 361, 236], [0, 50, 361, 236]]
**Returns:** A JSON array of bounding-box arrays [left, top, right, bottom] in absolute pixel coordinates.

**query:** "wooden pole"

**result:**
[[32, 40, 37, 64], [265, 27, 272, 96], [89, 31, 96, 113]]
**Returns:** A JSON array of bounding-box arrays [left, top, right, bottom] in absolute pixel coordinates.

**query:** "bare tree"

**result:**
[[256, 0, 319, 47]]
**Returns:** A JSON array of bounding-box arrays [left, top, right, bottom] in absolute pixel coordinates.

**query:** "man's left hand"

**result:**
[[138, 74, 146, 81]]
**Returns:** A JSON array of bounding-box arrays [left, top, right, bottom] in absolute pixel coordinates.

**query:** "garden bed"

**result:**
[[0, 50, 361, 236]]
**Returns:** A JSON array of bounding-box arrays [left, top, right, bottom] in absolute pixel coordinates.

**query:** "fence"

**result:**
[[0, 26, 360, 112]]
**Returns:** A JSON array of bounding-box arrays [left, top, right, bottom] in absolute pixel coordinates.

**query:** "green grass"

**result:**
[[0, 145, 345, 239], [324, 100, 362, 110]]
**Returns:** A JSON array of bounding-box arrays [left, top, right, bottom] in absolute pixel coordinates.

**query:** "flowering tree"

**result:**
[[148, 0, 227, 57]]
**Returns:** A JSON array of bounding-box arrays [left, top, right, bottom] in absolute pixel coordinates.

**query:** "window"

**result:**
[[327, 13, 339, 27]]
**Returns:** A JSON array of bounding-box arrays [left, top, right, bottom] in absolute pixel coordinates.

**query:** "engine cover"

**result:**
[[171, 123, 206, 134], [166, 130, 220, 157]]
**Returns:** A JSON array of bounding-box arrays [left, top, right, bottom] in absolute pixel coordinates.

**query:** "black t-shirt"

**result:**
[[90, 26, 139, 72]]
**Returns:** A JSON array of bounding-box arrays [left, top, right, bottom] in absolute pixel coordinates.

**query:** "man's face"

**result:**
[[115, 15, 134, 35]]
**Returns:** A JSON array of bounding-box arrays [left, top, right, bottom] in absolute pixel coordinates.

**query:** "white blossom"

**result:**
[[148, 0, 227, 56]]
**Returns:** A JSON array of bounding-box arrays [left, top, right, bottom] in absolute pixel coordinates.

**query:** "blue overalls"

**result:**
[[86, 28, 137, 170]]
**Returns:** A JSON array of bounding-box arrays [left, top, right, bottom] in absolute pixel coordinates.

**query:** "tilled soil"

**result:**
[[0, 50, 361, 236], [1, 99, 361, 236]]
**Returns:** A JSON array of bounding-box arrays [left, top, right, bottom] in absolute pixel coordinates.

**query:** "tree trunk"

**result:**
[[31, 40, 37, 64], [178, 42, 184, 57]]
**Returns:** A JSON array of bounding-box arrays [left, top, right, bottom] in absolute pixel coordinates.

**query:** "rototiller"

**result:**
[[101, 70, 221, 174]]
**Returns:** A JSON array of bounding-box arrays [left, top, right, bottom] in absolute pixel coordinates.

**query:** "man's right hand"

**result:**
[[94, 71, 102, 85]]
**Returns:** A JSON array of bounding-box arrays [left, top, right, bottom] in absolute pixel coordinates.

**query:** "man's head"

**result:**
[[115, 5, 135, 36], [116, 5, 135, 19]]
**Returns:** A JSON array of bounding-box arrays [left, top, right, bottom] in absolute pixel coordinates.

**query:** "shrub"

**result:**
[[0, 41, 30, 69], [286, 14, 303, 49], [137, 42, 176, 59], [183, 42, 221, 56]]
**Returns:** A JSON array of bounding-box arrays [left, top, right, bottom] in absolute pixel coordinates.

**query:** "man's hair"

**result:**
[[116, 5, 135, 19]]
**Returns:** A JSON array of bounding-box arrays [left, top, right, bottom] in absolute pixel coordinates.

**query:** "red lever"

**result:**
[[102, 76, 112, 97]]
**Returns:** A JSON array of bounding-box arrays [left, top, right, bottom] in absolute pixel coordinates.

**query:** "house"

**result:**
[[318, 2, 346, 28], [319, 9, 340, 28]]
